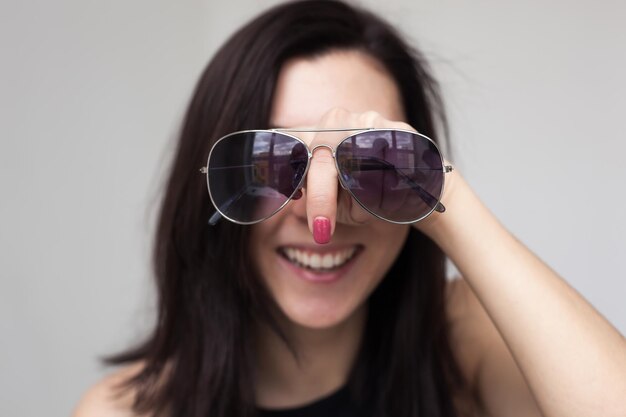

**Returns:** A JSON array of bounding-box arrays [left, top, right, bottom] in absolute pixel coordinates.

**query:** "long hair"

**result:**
[[106, 1, 462, 416]]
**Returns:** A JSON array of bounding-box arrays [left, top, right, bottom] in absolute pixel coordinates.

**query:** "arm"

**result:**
[[447, 277, 544, 416], [421, 169, 626, 417]]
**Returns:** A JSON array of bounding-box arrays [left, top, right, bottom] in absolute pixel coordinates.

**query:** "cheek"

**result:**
[[248, 213, 297, 291], [248, 222, 280, 279], [368, 225, 410, 274]]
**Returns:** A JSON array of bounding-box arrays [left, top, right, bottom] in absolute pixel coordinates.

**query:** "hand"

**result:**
[[411, 158, 464, 242], [299, 107, 417, 242]]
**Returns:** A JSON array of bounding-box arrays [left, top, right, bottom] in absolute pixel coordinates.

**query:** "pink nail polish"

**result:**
[[313, 217, 331, 244]]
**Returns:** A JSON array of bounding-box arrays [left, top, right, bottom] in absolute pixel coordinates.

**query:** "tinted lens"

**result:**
[[336, 130, 444, 223], [207, 131, 308, 223]]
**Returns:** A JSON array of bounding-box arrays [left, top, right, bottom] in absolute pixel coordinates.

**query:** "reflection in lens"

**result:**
[[336, 130, 444, 223], [208, 131, 306, 223]]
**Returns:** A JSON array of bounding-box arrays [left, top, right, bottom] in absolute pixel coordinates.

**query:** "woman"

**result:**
[[73, 1, 626, 416]]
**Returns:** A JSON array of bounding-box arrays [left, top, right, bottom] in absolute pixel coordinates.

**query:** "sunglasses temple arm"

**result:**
[[208, 210, 222, 226], [388, 165, 446, 212], [207, 186, 251, 226], [358, 157, 446, 213], [403, 174, 446, 213]]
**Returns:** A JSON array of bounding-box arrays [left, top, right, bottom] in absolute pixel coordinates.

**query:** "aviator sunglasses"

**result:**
[[199, 128, 453, 225]]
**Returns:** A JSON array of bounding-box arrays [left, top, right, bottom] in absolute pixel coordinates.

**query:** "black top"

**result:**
[[256, 385, 366, 417]]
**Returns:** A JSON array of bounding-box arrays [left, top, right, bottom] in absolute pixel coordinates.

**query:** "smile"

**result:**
[[278, 246, 361, 273]]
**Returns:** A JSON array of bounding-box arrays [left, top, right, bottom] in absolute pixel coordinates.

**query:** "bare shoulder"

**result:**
[[72, 362, 145, 417]]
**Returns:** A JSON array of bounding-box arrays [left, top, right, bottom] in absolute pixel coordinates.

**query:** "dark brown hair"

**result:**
[[106, 1, 462, 416]]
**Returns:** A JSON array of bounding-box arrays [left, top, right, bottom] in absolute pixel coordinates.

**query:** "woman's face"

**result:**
[[249, 50, 410, 329]]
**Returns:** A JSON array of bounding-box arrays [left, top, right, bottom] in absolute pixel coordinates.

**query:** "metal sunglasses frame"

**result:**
[[199, 127, 453, 226]]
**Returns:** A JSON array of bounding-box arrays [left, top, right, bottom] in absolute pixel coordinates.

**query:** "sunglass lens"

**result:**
[[336, 130, 444, 223], [207, 131, 308, 223]]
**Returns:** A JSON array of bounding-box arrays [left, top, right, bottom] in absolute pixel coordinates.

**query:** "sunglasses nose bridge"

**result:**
[[310, 143, 336, 156], [309, 143, 348, 190], [308, 143, 347, 190]]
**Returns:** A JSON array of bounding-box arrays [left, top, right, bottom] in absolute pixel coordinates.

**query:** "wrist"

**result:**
[[414, 168, 480, 248]]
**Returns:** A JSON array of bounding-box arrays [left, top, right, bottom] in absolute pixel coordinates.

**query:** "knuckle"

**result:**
[[392, 121, 415, 132], [360, 110, 383, 126], [350, 205, 370, 224], [308, 191, 332, 205], [320, 107, 351, 125], [307, 191, 337, 214], [336, 192, 369, 225]]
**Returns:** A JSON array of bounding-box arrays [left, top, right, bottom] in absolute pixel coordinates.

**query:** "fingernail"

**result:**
[[313, 216, 331, 244]]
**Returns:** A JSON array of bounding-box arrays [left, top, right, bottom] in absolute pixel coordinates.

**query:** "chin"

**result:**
[[280, 297, 362, 330]]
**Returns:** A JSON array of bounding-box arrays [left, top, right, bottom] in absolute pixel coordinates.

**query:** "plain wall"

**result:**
[[1, 1, 624, 416]]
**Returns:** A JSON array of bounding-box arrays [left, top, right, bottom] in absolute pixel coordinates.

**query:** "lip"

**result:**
[[276, 245, 363, 284]]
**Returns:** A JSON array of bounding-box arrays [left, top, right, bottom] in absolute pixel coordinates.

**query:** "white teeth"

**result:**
[[310, 254, 321, 269], [322, 254, 334, 268], [281, 247, 358, 271]]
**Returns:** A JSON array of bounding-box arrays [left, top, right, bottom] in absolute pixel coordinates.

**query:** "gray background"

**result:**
[[1, 1, 624, 416]]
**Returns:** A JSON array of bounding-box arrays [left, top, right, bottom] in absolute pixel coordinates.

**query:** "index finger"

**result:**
[[306, 143, 338, 244]]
